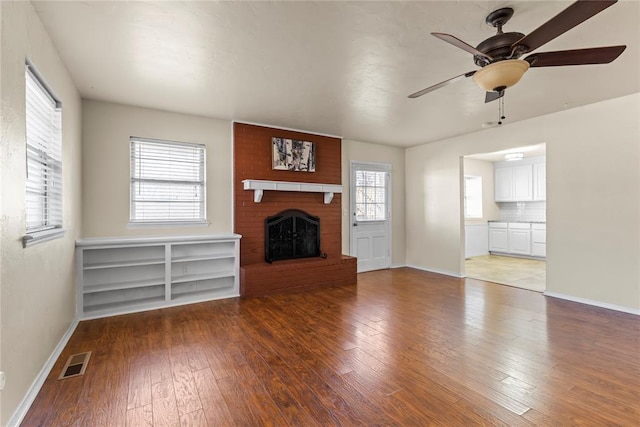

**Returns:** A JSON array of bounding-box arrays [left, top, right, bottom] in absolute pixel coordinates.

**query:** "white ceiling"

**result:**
[[32, 1, 640, 147]]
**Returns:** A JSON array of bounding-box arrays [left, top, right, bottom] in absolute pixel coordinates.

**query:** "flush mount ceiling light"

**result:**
[[505, 152, 524, 161], [472, 59, 530, 92]]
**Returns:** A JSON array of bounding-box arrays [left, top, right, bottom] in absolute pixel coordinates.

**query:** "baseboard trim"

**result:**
[[8, 318, 79, 427], [543, 291, 640, 316], [406, 264, 463, 278]]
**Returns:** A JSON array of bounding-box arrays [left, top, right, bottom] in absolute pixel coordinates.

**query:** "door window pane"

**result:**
[[355, 170, 387, 221]]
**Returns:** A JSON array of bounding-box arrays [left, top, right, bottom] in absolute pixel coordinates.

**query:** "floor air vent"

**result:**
[[58, 351, 91, 380]]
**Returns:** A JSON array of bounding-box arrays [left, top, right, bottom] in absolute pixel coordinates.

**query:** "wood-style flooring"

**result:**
[[466, 255, 546, 292], [23, 268, 640, 426]]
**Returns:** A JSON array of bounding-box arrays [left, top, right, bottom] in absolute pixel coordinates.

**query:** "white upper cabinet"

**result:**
[[494, 157, 544, 202], [494, 167, 514, 201], [533, 162, 546, 201], [513, 164, 533, 201]]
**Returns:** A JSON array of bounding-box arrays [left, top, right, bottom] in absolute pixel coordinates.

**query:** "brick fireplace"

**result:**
[[233, 123, 356, 297]]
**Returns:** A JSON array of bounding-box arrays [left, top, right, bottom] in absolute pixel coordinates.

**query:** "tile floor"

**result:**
[[465, 254, 546, 292]]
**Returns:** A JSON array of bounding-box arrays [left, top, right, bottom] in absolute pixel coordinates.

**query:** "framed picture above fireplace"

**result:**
[[272, 137, 315, 172]]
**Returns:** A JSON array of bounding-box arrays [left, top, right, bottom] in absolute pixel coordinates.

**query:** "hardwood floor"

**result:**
[[23, 268, 640, 426], [465, 255, 546, 292]]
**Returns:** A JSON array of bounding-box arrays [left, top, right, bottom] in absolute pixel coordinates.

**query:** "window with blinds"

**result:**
[[130, 138, 206, 224], [25, 65, 63, 234]]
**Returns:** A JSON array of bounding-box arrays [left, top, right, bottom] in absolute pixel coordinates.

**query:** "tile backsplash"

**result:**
[[498, 201, 546, 222]]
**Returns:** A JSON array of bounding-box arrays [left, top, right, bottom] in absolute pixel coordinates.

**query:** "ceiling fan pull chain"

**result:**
[[498, 94, 506, 125]]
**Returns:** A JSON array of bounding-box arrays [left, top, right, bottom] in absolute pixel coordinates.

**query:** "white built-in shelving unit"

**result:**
[[76, 234, 241, 319]]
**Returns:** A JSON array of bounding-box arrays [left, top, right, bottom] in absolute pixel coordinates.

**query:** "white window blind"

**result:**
[[25, 66, 62, 234], [130, 138, 206, 223]]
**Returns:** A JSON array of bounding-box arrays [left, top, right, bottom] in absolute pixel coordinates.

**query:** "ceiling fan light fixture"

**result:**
[[473, 59, 530, 92]]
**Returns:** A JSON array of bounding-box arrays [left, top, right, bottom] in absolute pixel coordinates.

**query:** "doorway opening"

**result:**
[[461, 143, 546, 292]]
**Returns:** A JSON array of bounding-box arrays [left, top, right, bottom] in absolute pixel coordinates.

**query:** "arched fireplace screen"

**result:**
[[265, 209, 320, 263]]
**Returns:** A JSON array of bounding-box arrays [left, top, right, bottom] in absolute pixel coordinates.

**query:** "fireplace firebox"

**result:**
[[265, 209, 320, 263]]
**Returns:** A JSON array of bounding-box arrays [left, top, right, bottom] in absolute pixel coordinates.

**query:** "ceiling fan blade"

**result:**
[[485, 90, 505, 104], [432, 33, 493, 61], [408, 71, 476, 99], [525, 45, 626, 67], [513, 0, 617, 54]]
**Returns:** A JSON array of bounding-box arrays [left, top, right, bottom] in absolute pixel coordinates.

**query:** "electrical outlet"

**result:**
[[0, 371, 6, 390], [182, 265, 188, 274]]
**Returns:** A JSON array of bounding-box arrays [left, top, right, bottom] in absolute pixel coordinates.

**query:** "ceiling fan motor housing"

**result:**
[[475, 32, 525, 66]]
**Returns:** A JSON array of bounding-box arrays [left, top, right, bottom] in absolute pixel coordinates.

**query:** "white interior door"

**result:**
[[350, 162, 391, 273]]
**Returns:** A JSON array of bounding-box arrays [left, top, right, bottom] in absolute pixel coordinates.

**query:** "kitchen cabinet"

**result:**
[[494, 164, 533, 201], [494, 157, 545, 202], [488, 222, 509, 252], [531, 223, 547, 257], [77, 234, 241, 319], [489, 222, 545, 258], [494, 168, 513, 201], [508, 223, 531, 255], [513, 165, 533, 201], [533, 162, 546, 201]]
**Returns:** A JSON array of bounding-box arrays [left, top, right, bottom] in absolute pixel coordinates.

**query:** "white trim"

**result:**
[[7, 319, 79, 427], [232, 120, 342, 139], [76, 233, 241, 247], [23, 228, 66, 248], [406, 264, 464, 278], [543, 291, 640, 316], [242, 179, 342, 204]]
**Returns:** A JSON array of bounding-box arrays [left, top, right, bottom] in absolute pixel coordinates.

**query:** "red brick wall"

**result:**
[[233, 123, 343, 266]]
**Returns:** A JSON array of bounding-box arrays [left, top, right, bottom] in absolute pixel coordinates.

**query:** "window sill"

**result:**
[[23, 228, 66, 248], [127, 221, 210, 229]]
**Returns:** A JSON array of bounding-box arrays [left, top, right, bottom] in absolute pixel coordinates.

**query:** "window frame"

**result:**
[[129, 137, 207, 227], [23, 62, 64, 248], [354, 169, 388, 222]]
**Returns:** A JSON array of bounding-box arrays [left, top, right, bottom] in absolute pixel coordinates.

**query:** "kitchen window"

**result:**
[[130, 137, 206, 225], [464, 175, 483, 219]]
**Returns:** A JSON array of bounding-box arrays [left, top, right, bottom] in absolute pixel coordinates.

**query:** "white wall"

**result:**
[[406, 93, 640, 310], [0, 2, 82, 424], [81, 100, 233, 237], [342, 140, 406, 267]]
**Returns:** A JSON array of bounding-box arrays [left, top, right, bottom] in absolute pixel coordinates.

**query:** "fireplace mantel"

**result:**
[[242, 179, 342, 204]]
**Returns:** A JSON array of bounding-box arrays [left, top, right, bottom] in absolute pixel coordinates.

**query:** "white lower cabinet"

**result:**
[[77, 234, 241, 319], [488, 222, 508, 252], [531, 223, 547, 257], [489, 222, 545, 258], [508, 223, 532, 255]]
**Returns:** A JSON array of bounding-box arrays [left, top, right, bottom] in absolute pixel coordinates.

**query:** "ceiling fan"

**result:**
[[408, 0, 626, 103]]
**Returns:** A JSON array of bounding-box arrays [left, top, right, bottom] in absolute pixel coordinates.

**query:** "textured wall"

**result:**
[[0, 2, 82, 424], [405, 94, 640, 310], [81, 100, 233, 237]]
